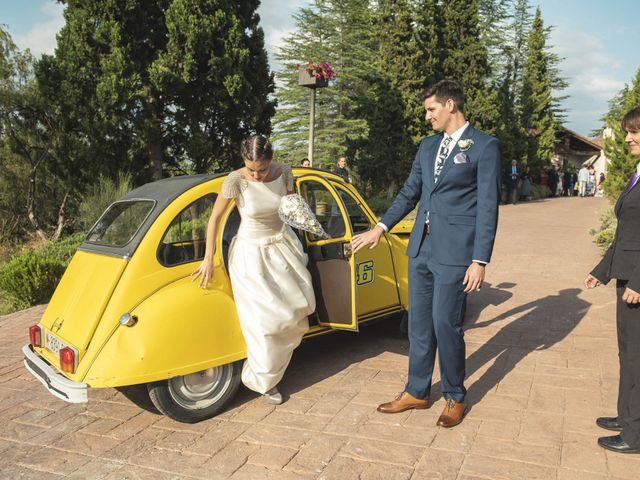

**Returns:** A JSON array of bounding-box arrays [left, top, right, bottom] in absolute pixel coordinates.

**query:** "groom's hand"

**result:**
[[463, 262, 485, 293], [622, 287, 640, 304], [352, 226, 384, 254]]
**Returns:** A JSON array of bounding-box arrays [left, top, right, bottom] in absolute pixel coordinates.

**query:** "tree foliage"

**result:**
[[37, 0, 276, 180], [602, 69, 640, 202]]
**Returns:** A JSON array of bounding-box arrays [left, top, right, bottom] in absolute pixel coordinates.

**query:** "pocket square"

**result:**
[[454, 152, 470, 164]]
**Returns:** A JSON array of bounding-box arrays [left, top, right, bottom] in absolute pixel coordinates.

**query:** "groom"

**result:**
[[353, 79, 501, 427]]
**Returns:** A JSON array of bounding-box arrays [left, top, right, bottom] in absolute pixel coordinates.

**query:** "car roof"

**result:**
[[80, 173, 222, 258], [79, 167, 349, 259]]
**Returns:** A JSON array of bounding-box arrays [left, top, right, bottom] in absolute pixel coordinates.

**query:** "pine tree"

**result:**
[[36, 0, 275, 180], [519, 7, 564, 171], [271, 0, 373, 169], [602, 69, 640, 202]]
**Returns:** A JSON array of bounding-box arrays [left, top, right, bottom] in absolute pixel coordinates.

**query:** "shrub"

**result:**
[[530, 184, 551, 200], [0, 233, 84, 310], [590, 208, 617, 251], [0, 251, 67, 309]]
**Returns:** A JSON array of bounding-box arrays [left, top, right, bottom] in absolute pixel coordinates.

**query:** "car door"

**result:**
[[296, 175, 358, 331], [332, 185, 402, 321]]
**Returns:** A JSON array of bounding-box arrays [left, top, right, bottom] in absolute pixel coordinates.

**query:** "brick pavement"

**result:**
[[2, 196, 640, 479]]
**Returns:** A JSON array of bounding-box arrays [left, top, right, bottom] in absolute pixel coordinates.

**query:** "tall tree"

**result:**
[[272, 0, 372, 168], [440, 0, 502, 136], [602, 69, 640, 202], [37, 0, 275, 181], [519, 7, 565, 170]]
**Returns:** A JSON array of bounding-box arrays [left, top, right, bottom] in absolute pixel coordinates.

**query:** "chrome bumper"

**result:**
[[22, 344, 88, 403]]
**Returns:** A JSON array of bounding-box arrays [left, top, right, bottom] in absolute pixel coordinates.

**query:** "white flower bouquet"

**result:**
[[279, 194, 329, 239]]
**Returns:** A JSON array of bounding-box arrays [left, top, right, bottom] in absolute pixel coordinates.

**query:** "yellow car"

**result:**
[[23, 168, 412, 423]]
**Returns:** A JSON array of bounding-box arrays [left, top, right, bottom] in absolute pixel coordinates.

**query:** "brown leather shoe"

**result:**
[[377, 392, 429, 414], [436, 399, 467, 428]]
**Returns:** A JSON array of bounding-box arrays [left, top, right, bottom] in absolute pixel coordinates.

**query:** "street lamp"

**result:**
[[298, 62, 334, 167]]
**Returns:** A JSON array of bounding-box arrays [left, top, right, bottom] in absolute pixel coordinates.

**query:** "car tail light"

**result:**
[[59, 347, 76, 374], [29, 324, 42, 347]]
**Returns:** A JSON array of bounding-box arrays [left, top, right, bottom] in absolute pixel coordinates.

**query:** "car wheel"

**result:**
[[147, 360, 242, 423]]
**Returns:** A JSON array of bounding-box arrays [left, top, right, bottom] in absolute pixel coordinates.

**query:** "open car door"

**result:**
[[296, 175, 358, 331]]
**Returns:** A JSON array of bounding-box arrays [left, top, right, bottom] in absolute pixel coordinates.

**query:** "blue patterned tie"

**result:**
[[434, 136, 453, 183], [625, 171, 639, 193]]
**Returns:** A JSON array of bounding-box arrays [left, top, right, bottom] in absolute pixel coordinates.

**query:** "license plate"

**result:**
[[45, 331, 66, 355]]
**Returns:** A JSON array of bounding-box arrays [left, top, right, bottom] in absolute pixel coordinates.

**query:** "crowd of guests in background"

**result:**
[[504, 160, 604, 205]]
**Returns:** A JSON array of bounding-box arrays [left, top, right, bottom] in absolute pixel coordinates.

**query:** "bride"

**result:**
[[192, 135, 315, 405]]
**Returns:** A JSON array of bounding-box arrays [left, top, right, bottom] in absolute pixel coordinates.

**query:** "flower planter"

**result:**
[[298, 66, 329, 89]]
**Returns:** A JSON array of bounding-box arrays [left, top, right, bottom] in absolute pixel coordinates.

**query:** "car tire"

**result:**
[[147, 360, 242, 423]]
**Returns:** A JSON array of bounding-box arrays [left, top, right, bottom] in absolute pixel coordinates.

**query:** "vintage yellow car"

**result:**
[[23, 168, 413, 422]]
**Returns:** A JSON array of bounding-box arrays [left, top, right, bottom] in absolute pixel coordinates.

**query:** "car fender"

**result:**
[[83, 275, 246, 388]]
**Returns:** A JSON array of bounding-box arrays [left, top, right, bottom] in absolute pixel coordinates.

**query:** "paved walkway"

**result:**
[[2, 196, 639, 479]]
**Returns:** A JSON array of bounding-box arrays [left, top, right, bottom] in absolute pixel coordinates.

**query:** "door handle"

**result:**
[[342, 242, 353, 258]]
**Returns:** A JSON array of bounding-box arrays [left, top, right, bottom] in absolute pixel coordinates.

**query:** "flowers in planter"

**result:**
[[304, 61, 336, 81]]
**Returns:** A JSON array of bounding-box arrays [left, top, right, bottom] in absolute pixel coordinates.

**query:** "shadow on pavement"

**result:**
[[461, 287, 590, 404], [225, 315, 411, 408]]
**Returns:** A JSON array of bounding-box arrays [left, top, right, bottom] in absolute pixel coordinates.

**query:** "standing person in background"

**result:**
[[548, 165, 559, 197], [506, 160, 519, 205], [588, 166, 597, 196], [519, 165, 532, 201], [578, 165, 589, 196], [334, 155, 351, 183], [584, 107, 640, 454], [301, 158, 311, 167]]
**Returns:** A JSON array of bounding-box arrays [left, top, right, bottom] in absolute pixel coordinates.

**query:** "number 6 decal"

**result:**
[[356, 260, 374, 286]]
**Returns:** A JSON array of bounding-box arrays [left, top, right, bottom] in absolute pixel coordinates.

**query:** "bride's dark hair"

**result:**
[[241, 135, 273, 163], [622, 108, 640, 133]]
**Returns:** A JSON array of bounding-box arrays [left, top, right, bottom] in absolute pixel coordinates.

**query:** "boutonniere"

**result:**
[[458, 138, 474, 151]]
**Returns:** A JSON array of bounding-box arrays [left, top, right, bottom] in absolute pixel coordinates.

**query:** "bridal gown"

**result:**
[[221, 164, 315, 394]]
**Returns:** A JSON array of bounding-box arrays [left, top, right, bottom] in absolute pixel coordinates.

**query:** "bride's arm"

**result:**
[[191, 193, 231, 288]]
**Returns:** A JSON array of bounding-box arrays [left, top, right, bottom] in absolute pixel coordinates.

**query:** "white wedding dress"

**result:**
[[221, 164, 315, 394]]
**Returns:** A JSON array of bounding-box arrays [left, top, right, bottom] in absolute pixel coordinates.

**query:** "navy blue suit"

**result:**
[[381, 124, 501, 402]]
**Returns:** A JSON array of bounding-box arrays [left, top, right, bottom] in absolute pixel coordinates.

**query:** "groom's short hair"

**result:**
[[422, 80, 465, 113]]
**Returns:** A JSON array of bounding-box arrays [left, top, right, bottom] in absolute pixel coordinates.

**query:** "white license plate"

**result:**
[[45, 331, 66, 355]]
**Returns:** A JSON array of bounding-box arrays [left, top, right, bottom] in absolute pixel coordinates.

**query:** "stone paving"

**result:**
[[2, 196, 640, 479]]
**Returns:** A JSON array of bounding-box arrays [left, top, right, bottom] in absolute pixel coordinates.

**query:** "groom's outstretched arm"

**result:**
[[473, 138, 501, 263]]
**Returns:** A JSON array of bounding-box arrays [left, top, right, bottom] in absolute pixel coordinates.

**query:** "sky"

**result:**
[[1, 0, 639, 137]]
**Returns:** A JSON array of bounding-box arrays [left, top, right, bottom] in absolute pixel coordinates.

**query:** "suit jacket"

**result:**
[[591, 178, 640, 291], [380, 124, 501, 265]]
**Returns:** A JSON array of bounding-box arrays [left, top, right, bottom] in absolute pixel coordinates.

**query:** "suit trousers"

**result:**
[[405, 228, 468, 403], [616, 280, 640, 448]]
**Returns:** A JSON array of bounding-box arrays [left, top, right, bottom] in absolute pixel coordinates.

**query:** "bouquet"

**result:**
[[279, 194, 329, 239]]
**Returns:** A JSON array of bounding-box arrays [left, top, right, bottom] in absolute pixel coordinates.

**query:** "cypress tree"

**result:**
[[36, 0, 275, 180], [440, 0, 502, 136], [519, 7, 564, 171]]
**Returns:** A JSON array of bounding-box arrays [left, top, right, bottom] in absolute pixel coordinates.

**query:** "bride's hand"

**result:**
[[191, 257, 214, 288]]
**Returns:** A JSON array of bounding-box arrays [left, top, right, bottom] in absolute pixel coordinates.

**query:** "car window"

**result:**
[[298, 180, 345, 240], [335, 187, 372, 234], [157, 194, 216, 267], [86, 200, 155, 247]]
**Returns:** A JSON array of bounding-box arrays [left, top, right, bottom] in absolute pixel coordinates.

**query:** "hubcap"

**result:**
[[168, 365, 233, 410]]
